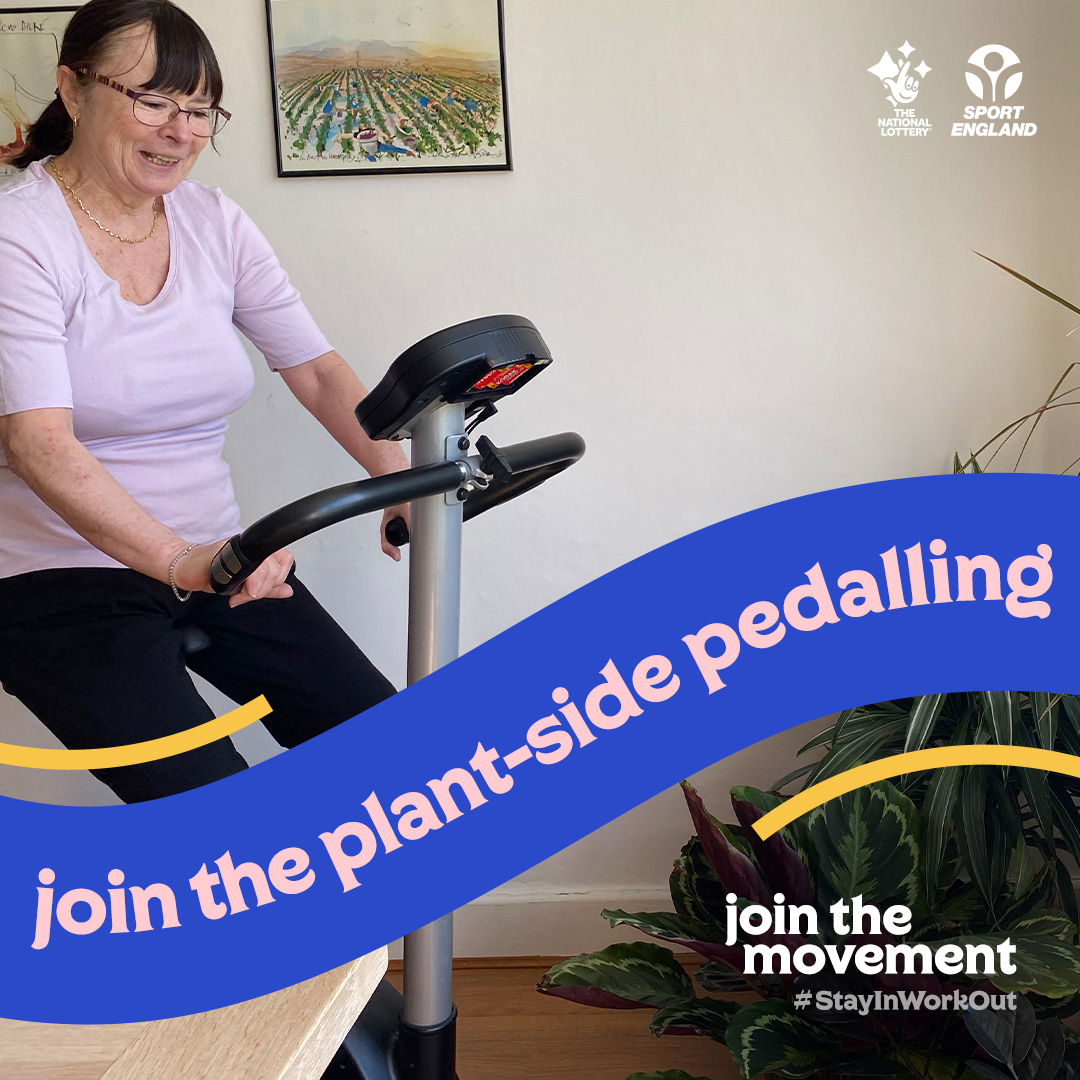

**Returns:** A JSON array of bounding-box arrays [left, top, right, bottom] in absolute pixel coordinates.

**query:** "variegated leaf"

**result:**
[[650, 997, 740, 1042], [723, 999, 841, 1080], [694, 961, 752, 994], [732, 798, 813, 907], [538, 942, 695, 1009], [1006, 909, 1077, 944], [904, 693, 948, 754], [921, 764, 962, 908], [979, 690, 1015, 747], [935, 932, 1080, 997], [670, 836, 729, 926], [1030, 692, 1059, 751], [681, 782, 770, 903], [808, 780, 919, 912], [603, 908, 742, 967], [731, 784, 815, 879], [805, 719, 909, 786]]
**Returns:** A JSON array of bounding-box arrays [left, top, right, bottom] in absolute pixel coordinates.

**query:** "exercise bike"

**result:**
[[205, 315, 585, 1080]]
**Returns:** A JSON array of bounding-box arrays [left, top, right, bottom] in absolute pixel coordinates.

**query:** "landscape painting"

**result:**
[[264, 0, 510, 177], [0, 8, 77, 178]]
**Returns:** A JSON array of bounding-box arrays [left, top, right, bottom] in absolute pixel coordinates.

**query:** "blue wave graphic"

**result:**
[[1, 474, 1073, 1022]]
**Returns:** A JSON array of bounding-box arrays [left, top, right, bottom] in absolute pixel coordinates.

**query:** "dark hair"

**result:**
[[12, 0, 223, 168]]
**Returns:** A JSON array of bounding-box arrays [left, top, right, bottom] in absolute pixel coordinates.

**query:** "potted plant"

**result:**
[[539, 780, 1080, 1079]]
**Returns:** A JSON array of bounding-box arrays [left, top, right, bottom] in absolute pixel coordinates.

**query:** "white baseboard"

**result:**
[[387, 884, 672, 960], [388, 880, 1080, 961]]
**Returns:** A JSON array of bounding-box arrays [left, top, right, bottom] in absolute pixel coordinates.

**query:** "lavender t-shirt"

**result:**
[[0, 160, 332, 579]]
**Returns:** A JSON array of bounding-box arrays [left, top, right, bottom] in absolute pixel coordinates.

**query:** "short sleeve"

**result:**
[[0, 202, 74, 417], [221, 195, 332, 371]]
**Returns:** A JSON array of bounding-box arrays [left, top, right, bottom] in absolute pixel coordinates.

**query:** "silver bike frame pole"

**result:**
[[401, 402, 466, 1030]]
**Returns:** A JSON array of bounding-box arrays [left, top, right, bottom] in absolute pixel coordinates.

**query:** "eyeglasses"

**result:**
[[75, 68, 231, 137]]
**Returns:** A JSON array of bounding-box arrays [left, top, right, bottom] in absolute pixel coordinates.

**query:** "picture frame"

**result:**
[[263, 0, 512, 178], [0, 6, 77, 178]]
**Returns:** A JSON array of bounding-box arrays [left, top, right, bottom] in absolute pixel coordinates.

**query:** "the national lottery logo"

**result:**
[[867, 41, 932, 137], [952, 44, 1036, 137]]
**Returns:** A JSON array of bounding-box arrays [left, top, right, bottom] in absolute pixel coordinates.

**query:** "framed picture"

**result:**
[[0, 6, 77, 178], [263, 0, 511, 177]]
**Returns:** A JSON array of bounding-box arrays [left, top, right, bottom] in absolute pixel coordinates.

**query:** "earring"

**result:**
[[72, 115, 78, 127]]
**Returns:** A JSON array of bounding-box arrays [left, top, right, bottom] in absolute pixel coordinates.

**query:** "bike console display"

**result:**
[[355, 314, 552, 441]]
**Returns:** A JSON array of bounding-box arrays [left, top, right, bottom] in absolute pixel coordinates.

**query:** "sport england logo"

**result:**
[[867, 42, 932, 137], [966, 44, 1022, 102], [952, 45, 1036, 137]]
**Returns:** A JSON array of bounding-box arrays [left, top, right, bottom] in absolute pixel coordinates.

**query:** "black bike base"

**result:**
[[321, 979, 458, 1080]]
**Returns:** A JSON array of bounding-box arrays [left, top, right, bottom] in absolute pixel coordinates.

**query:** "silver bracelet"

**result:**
[[168, 542, 198, 602]]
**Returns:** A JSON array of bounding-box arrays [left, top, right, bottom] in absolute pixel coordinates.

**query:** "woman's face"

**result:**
[[62, 24, 213, 201]]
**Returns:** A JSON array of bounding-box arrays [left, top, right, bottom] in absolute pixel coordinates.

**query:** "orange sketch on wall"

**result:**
[[0, 8, 75, 175]]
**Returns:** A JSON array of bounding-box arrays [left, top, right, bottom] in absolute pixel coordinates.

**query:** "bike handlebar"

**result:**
[[209, 432, 584, 594]]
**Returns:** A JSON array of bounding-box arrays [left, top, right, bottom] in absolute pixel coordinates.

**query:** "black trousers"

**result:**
[[0, 568, 396, 803]]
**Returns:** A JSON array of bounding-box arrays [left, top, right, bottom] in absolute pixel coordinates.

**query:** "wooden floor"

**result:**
[[387, 958, 738, 1080]]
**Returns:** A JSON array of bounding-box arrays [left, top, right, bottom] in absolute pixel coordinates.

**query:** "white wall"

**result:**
[[2, 0, 1079, 949]]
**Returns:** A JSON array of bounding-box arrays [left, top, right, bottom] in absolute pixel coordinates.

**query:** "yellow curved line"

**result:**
[[753, 744, 1080, 840], [0, 696, 271, 770]]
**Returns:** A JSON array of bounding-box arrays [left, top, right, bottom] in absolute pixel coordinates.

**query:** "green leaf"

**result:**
[[669, 836, 729, 927], [650, 997, 740, 1042], [921, 764, 962, 908], [1006, 909, 1077, 944], [1056, 700, 1080, 757], [1018, 766, 1055, 854], [986, 768, 1021, 899], [1056, 1042, 1080, 1080], [1060, 695, 1080, 741], [1055, 859, 1079, 926], [959, 766, 998, 914], [805, 719, 909, 786], [1017, 1018, 1065, 1080], [733, 787, 815, 878], [681, 783, 770, 903], [1013, 832, 1037, 900], [938, 932, 1080, 997], [974, 253, 1080, 318], [999, 864, 1055, 928], [694, 961, 751, 993], [979, 691, 1015, 747], [1049, 778, 1080, 875], [732, 798, 814, 907], [962, 990, 1035, 1064], [797, 705, 905, 755], [729, 785, 782, 813], [917, 879, 986, 936], [808, 780, 920, 912], [538, 942, 695, 1009], [602, 908, 740, 966], [1030, 692, 1059, 751], [772, 760, 817, 791], [723, 1000, 841, 1080], [904, 693, 948, 754]]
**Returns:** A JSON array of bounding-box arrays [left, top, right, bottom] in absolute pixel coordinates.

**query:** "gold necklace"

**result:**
[[48, 161, 159, 245]]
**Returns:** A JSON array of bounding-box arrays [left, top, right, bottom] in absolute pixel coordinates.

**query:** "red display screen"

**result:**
[[469, 363, 533, 392]]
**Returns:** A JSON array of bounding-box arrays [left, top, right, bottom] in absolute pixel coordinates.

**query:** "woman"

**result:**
[[0, 0, 410, 802]]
